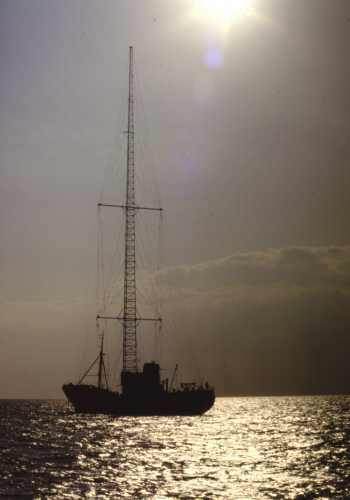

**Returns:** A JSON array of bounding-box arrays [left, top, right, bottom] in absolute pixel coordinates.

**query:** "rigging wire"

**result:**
[[94, 52, 200, 381], [97, 205, 106, 313]]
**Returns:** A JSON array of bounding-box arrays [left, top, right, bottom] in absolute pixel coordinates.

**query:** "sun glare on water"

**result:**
[[193, 0, 251, 30]]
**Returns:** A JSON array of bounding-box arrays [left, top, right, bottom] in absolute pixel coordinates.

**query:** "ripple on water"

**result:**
[[0, 397, 349, 498]]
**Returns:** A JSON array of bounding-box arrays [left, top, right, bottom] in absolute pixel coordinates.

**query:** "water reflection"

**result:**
[[0, 397, 349, 498]]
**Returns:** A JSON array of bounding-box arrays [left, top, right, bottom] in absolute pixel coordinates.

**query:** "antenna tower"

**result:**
[[123, 46, 137, 372]]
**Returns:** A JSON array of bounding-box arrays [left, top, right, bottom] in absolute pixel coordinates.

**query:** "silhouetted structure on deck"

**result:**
[[62, 47, 215, 416]]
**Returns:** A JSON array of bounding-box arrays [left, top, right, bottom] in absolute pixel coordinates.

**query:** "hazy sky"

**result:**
[[1, 0, 350, 397]]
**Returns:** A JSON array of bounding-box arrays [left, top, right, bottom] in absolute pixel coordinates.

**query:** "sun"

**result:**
[[193, 0, 251, 30]]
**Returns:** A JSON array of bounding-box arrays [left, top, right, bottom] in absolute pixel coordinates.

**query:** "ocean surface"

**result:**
[[0, 397, 349, 499]]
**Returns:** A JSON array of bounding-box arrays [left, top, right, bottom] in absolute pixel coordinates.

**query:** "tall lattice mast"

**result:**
[[123, 46, 137, 372], [97, 47, 162, 378]]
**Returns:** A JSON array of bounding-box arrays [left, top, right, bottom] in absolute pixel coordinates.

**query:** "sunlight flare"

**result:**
[[193, 0, 251, 30]]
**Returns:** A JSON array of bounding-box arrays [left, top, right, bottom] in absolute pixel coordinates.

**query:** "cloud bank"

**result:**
[[159, 245, 350, 291], [157, 246, 350, 395], [1, 245, 349, 397]]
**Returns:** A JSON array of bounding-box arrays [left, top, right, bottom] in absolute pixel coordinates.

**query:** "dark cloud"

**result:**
[[157, 246, 350, 395], [158, 245, 350, 290]]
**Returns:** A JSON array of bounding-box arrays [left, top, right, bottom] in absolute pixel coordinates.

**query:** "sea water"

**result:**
[[0, 396, 349, 499]]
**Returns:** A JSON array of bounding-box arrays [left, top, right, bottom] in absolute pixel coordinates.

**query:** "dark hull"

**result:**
[[62, 383, 215, 416]]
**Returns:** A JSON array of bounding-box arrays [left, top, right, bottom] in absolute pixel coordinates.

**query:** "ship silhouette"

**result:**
[[62, 47, 215, 416]]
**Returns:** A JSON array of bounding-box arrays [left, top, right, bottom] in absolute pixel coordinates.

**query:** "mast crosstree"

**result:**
[[98, 46, 162, 374]]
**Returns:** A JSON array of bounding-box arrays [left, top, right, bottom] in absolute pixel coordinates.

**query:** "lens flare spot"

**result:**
[[204, 48, 223, 69]]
